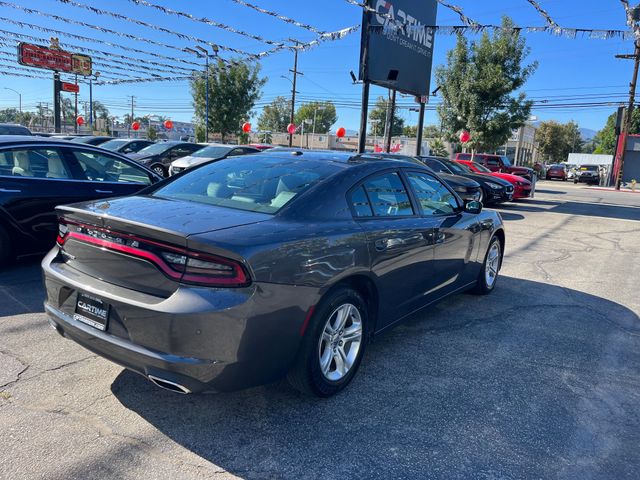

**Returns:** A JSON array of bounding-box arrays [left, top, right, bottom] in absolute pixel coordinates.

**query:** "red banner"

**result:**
[[61, 82, 79, 93]]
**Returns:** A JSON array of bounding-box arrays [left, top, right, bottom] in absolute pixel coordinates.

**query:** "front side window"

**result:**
[[0, 147, 70, 179], [406, 171, 458, 216], [69, 149, 152, 185], [362, 172, 414, 217]]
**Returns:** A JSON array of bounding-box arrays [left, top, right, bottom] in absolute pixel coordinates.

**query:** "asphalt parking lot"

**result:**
[[1, 181, 639, 480]]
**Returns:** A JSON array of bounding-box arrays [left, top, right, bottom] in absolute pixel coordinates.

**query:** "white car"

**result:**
[[169, 144, 260, 176]]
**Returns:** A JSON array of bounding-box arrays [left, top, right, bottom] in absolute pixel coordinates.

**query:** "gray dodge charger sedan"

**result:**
[[42, 150, 505, 397]]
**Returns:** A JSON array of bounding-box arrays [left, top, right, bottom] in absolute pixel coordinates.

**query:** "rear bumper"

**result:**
[[42, 249, 318, 393]]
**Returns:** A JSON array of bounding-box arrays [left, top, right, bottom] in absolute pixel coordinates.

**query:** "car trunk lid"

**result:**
[[56, 196, 269, 297]]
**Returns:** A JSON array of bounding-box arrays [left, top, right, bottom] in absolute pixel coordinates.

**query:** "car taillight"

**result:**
[[160, 251, 248, 286], [56, 219, 250, 288]]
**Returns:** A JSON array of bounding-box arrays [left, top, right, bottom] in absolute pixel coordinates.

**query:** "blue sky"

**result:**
[[0, 0, 633, 131]]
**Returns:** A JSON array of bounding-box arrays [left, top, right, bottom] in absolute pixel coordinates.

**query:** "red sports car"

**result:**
[[455, 160, 533, 199]]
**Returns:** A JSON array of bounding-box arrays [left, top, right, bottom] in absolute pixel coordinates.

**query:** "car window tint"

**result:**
[[350, 186, 373, 217], [68, 149, 152, 185], [1, 148, 70, 179], [406, 172, 458, 216], [486, 158, 500, 166], [362, 172, 413, 217]]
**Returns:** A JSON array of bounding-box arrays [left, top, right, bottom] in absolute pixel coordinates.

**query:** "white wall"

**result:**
[[567, 153, 613, 166]]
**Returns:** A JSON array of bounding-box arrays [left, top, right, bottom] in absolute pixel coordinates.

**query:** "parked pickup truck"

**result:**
[[454, 153, 537, 184]]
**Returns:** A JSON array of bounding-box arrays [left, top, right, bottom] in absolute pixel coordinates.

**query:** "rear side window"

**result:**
[[153, 156, 338, 214], [361, 172, 414, 217], [0, 147, 70, 179], [350, 186, 373, 217], [0, 125, 30, 135], [456, 153, 472, 160], [68, 149, 152, 185]]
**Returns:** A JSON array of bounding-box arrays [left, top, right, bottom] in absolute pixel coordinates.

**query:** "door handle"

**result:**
[[435, 231, 446, 244], [0, 188, 22, 193], [95, 189, 113, 194]]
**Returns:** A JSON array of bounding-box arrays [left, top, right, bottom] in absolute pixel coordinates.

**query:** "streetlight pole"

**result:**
[[187, 45, 219, 143], [88, 71, 100, 132], [4, 88, 21, 113]]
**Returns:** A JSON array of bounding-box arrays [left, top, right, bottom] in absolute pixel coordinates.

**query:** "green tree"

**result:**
[[429, 138, 448, 157], [91, 101, 110, 125], [403, 125, 418, 137], [294, 102, 337, 134], [436, 17, 537, 152], [369, 96, 405, 137], [191, 59, 266, 141], [147, 124, 158, 141], [537, 120, 582, 163], [60, 97, 75, 128], [257, 96, 290, 133], [593, 109, 640, 154]]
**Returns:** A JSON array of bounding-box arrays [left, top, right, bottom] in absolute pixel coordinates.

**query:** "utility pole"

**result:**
[[74, 74, 78, 133], [385, 90, 396, 153], [288, 41, 303, 147], [185, 45, 218, 142], [615, 39, 640, 190], [128, 95, 135, 137]]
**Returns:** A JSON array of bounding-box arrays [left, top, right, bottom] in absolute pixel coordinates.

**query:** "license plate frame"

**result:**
[[74, 292, 110, 331]]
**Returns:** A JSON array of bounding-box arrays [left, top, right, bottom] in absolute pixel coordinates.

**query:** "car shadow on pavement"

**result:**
[[0, 257, 45, 316], [499, 200, 640, 222], [110, 276, 640, 479], [534, 188, 567, 195]]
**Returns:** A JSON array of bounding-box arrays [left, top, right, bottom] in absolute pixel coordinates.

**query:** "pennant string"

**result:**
[[227, 0, 327, 35], [525, 0, 559, 29]]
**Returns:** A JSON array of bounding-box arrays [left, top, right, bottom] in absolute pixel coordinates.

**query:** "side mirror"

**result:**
[[465, 200, 483, 214]]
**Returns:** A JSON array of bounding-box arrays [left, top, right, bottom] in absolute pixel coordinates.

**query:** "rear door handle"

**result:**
[[95, 189, 113, 194], [0, 188, 22, 193]]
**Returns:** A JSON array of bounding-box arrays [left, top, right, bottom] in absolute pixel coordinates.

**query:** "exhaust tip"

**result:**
[[148, 375, 192, 394]]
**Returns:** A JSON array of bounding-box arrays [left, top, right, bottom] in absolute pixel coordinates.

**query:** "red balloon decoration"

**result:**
[[336, 127, 346, 138], [164, 120, 173, 130], [287, 123, 296, 135], [242, 122, 252, 133], [132, 121, 141, 131], [459, 130, 471, 143], [76, 116, 84, 126]]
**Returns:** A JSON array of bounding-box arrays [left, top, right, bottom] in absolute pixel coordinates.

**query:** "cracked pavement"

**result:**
[[0, 181, 639, 479]]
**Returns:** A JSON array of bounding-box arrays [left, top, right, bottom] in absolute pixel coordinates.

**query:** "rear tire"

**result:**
[[287, 288, 368, 397], [0, 224, 13, 267], [471, 236, 501, 295]]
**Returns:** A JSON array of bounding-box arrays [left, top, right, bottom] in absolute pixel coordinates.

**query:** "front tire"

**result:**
[[151, 164, 167, 177], [288, 288, 368, 397], [472, 236, 502, 295]]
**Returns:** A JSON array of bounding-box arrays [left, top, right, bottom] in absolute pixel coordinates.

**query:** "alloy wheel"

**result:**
[[485, 241, 501, 288], [318, 303, 363, 382]]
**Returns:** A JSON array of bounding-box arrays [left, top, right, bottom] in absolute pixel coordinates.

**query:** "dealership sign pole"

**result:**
[[357, 0, 438, 153], [17, 38, 91, 133]]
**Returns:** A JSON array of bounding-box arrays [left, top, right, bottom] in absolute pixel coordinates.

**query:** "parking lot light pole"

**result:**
[[4, 87, 21, 113], [186, 45, 219, 142]]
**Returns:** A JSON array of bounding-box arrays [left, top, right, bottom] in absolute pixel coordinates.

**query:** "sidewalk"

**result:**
[[586, 186, 640, 194]]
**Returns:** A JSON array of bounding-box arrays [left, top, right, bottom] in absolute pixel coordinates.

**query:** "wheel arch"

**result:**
[[320, 273, 380, 340]]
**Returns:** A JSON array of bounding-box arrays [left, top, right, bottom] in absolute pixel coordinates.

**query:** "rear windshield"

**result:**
[[0, 125, 30, 135], [580, 165, 598, 171], [100, 139, 128, 150], [152, 156, 339, 214], [469, 162, 492, 173]]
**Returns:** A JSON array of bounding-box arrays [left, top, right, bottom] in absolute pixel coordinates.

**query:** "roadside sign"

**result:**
[[61, 82, 79, 93], [17, 42, 92, 76]]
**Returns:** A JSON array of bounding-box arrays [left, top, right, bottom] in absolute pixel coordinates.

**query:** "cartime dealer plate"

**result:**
[[74, 292, 110, 331]]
